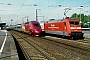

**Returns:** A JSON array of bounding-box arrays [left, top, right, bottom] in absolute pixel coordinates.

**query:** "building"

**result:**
[[0, 23, 6, 29]]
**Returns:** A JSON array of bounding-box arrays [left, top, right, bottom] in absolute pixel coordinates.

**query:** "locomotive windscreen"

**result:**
[[34, 23, 40, 27], [70, 22, 79, 25]]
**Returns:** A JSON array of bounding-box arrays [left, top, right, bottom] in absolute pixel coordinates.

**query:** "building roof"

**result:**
[[0, 23, 6, 27]]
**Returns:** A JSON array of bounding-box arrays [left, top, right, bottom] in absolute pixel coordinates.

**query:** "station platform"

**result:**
[[0, 30, 19, 60], [83, 31, 90, 39], [84, 34, 90, 39]]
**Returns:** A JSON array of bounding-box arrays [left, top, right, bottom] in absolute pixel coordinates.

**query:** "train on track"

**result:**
[[40, 17, 84, 39], [23, 21, 42, 36], [8, 17, 84, 39], [10, 21, 42, 37]]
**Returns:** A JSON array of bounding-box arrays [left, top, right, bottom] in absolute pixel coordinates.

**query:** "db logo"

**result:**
[[51, 24, 55, 26]]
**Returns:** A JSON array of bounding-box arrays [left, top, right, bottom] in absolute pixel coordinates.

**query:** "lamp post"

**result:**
[[78, 6, 83, 23]]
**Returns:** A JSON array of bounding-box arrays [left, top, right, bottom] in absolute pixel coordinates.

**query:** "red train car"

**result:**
[[22, 21, 42, 36], [44, 17, 84, 39]]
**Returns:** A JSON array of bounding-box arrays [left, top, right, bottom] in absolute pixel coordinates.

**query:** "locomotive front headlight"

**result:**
[[34, 29, 38, 33], [35, 30, 38, 33]]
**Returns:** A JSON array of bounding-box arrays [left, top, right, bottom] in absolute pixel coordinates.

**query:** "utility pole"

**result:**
[[25, 16, 29, 22], [36, 9, 38, 21], [36, 9, 40, 21], [11, 19, 13, 26]]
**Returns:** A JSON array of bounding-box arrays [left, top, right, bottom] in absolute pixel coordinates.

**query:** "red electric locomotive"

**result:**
[[44, 17, 84, 39], [22, 21, 42, 36]]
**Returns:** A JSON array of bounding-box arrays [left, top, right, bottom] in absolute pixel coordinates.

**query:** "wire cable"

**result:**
[[15, 0, 26, 15]]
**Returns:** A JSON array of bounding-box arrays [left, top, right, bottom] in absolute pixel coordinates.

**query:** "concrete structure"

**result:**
[[0, 30, 19, 60]]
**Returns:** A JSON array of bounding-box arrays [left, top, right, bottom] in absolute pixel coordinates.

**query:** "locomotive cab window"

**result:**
[[34, 23, 40, 27], [70, 22, 79, 25]]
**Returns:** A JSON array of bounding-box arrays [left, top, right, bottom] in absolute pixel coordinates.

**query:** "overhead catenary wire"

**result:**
[[9, 0, 90, 22], [15, 0, 26, 15], [12, 0, 90, 16], [37, 0, 90, 19]]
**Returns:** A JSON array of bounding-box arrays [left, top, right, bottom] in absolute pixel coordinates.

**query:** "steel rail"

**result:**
[[11, 30, 54, 60]]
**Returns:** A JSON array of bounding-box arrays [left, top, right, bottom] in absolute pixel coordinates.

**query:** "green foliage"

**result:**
[[71, 13, 90, 28]]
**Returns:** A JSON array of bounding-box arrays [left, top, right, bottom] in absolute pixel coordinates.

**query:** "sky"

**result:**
[[0, 0, 90, 25]]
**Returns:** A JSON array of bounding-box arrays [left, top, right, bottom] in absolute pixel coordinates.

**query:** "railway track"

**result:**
[[42, 36, 90, 51], [9, 30, 90, 60], [9, 30, 54, 60]]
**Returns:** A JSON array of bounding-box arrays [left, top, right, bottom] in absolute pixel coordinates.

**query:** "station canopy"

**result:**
[[0, 23, 6, 27]]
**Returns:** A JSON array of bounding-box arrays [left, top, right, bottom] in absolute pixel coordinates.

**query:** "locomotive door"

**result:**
[[29, 22, 32, 33], [63, 22, 66, 36]]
